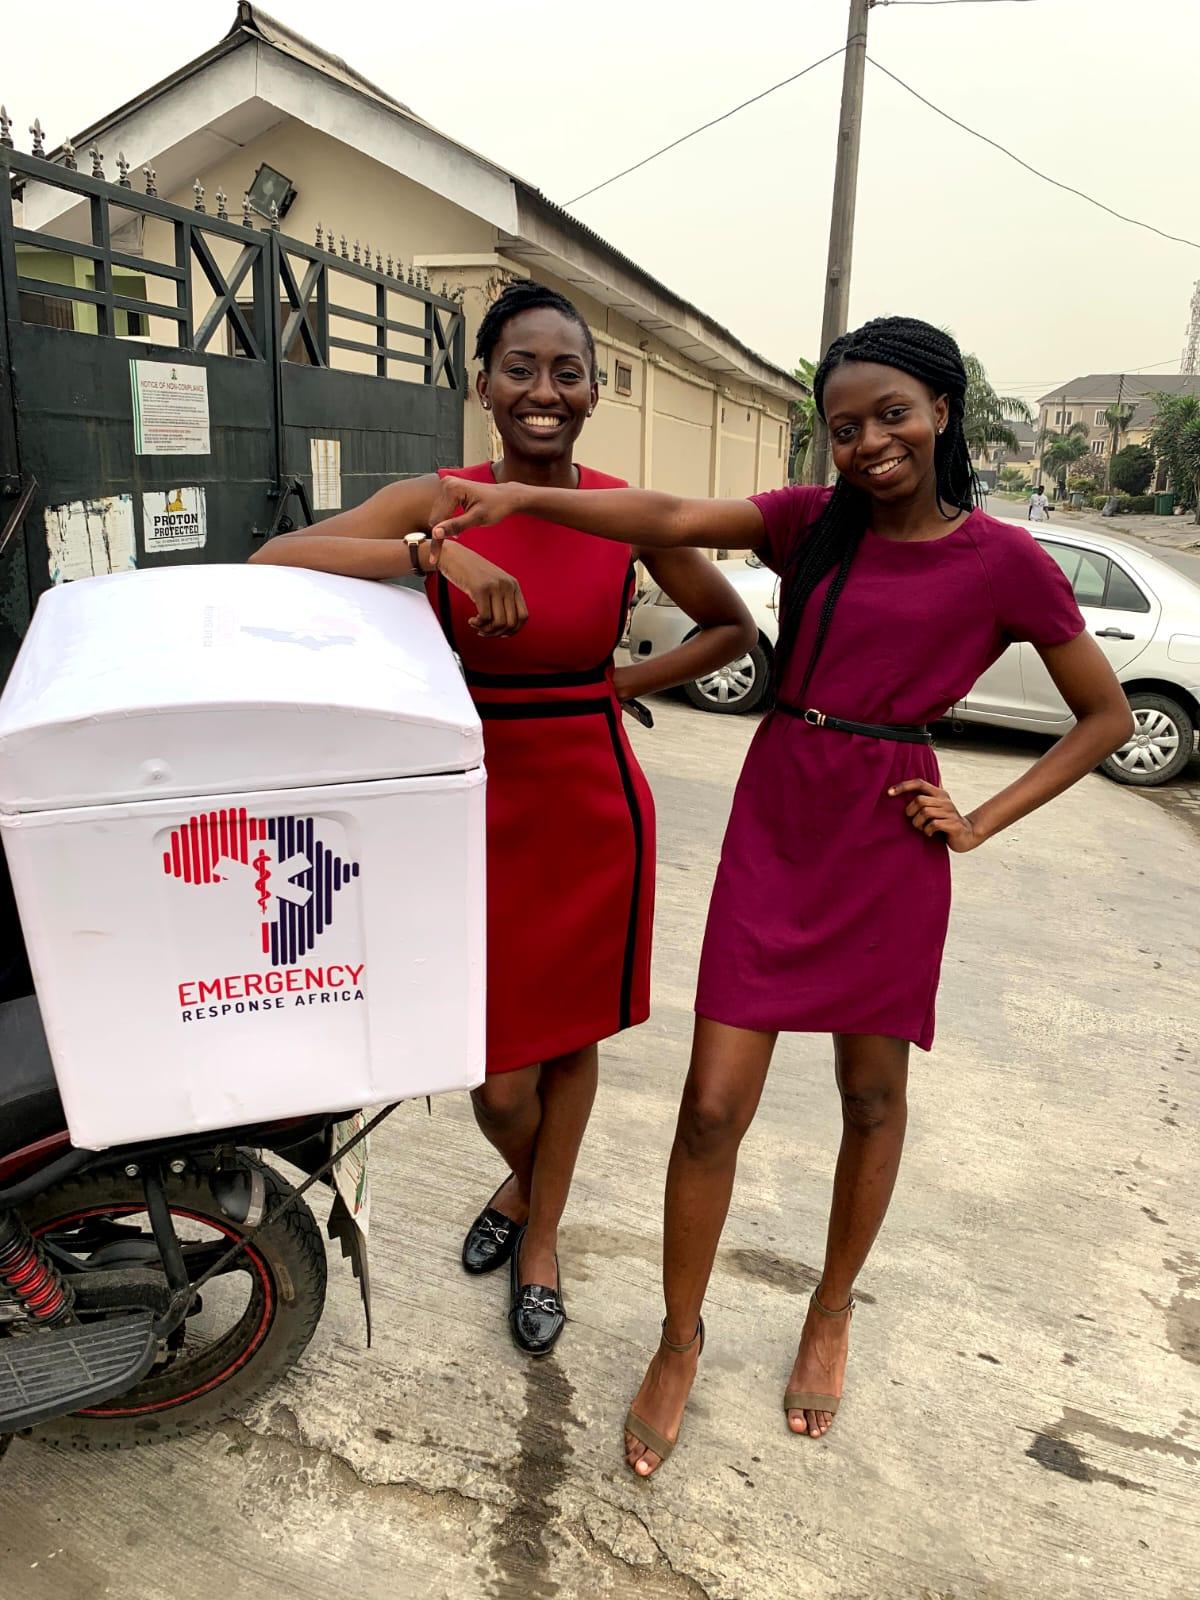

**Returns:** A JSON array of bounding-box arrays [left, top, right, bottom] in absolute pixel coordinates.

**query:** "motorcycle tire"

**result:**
[[14, 1156, 326, 1449]]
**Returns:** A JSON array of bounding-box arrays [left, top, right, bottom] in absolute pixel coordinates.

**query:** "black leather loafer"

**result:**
[[508, 1227, 566, 1357], [461, 1177, 521, 1275]]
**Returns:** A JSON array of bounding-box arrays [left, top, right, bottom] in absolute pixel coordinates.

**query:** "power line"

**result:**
[[874, 2, 1038, 8], [564, 46, 846, 208], [866, 56, 1200, 251]]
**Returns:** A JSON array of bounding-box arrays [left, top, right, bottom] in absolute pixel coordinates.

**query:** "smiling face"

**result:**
[[477, 306, 598, 464], [821, 360, 950, 504]]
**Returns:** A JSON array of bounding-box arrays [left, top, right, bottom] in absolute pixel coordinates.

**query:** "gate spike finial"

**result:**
[[340, 234, 349, 259], [193, 180, 205, 213], [353, 239, 361, 265], [386, 254, 394, 278], [62, 137, 77, 171], [442, 280, 449, 299], [89, 145, 105, 180], [315, 220, 324, 250], [406, 264, 414, 285], [268, 199, 280, 232], [215, 187, 228, 220], [376, 250, 383, 273], [116, 151, 131, 188], [363, 241, 372, 269], [143, 165, 157, 197], [29, 118, 45, 157], [242, 193, 254, 228], [0, 107, 12, 150]]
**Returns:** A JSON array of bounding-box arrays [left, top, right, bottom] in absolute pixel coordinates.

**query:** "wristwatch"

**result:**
[[404, 531, 430, 574]]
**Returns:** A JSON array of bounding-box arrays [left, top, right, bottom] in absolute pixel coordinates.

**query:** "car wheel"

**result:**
[[1101, 692, 1196, 786], [683, 641, 770, 715]]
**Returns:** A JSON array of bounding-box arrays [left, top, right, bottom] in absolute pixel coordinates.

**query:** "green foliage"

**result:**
[[961, 352, 1033, 456], [1041, 421, 1089, 493], [1109, 444, 1155, 496], [789, 357, 816, 483], [1147, 392, 1200, 516]]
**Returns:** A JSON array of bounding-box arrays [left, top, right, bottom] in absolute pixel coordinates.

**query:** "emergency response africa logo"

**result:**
[[162, 807, 360, 966]]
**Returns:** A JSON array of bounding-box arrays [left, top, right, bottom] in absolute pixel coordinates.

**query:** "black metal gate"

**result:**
[[0, 134, 466, 687]]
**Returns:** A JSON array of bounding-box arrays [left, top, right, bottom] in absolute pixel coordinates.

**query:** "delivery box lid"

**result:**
[[0, 565, 483, 812]]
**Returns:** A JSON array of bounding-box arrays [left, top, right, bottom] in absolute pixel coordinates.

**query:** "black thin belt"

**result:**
[[773, 703, 932, 745]]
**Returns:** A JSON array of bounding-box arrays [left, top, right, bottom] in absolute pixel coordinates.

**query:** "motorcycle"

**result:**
[[0, 985, 381, 1450]]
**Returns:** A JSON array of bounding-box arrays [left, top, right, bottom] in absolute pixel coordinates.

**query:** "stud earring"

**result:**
[[482, 401, 491, 411]]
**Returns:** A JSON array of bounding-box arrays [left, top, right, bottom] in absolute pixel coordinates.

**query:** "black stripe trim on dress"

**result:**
[[464, 663, 609, 689], [473, 697, 611, 721], [435, 572, 456, 650], [601, 701, 644, 1034]]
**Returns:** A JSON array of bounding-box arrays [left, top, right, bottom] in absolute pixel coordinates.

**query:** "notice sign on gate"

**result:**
[[130, 360, 211, 455], [143, 487, 207, 554]]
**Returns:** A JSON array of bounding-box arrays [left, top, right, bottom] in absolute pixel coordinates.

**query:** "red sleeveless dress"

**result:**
[[426, 464, 655, 1074]]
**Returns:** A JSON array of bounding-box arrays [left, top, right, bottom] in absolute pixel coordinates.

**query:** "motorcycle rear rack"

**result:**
[[0, 1312, 156, 1431]]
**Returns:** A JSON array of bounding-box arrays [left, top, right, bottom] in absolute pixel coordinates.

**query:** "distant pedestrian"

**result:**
[[1028, 485, 1051, 522]]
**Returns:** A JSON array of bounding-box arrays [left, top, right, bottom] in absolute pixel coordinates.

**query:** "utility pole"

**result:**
[[808, 0, 872, 486]]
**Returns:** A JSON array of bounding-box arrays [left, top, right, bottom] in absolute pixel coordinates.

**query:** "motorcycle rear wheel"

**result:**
[[14, 1157, 326, 1449]]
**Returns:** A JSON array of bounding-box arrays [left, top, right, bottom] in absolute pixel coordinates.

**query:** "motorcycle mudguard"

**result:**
[[326, 1191, 372, 1346]]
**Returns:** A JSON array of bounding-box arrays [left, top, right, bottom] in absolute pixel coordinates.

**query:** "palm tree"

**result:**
[[1041, 421, 1090, 499], [789, 357, 816, 483], [1103, 403, 1135, 488], [962, 353, 1033, 462]]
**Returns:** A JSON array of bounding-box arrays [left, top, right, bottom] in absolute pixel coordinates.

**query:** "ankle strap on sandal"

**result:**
[[660, 1316, 704, 1353], [811, 1288, 855, 1318]]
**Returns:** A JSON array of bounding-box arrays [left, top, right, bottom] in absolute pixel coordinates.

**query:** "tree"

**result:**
[[1041, 421, 1089, 497], [1067, 454, 1106, 490], [1147, 392, 1200, 519], [1102, 403, 1135, 484], [1109, 444, 1155, 496], [789, 357, 816, 483], [961, 352, 1033, 458]]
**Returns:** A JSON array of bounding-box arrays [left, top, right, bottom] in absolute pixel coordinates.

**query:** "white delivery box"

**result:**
[[0, 565, 486, 1150]]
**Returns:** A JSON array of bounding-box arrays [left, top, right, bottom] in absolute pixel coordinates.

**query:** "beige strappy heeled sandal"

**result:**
[[784, 1289, 855, 1431], [624, 1317, 705, 1473]]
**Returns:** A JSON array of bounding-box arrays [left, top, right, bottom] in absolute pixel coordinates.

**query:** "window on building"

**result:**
[[228, 300, 312, 363], [615, 360, 633, 397], [1053, 409, 1075, 427], [1094, 409, 1107, 426], [18, 290, 75, 330], [1091, 439, 1106, 455]]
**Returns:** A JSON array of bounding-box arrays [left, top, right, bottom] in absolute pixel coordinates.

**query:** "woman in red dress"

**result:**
[[427, 317, 1134, 1469], [251, 281, 755, 1355]]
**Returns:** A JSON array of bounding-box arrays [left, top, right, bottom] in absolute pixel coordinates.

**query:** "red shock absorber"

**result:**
[[0, 1209, 74, 1327]]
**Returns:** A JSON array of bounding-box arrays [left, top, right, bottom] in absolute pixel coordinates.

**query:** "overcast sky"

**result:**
[[7, 0, 1197, 405]]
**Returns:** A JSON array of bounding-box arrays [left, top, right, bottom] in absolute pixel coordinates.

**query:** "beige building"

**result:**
[[21, 4, 801, 503], [1034, 373, 1200, 478]]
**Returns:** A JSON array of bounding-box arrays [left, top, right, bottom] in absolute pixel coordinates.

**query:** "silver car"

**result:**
[[627, 520, 1200, 786]]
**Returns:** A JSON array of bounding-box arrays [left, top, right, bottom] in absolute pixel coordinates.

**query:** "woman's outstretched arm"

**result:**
[[429, 476, 766, 553]]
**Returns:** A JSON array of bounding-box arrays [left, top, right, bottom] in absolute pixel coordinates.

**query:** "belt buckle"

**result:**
[[803, 708, 826, 728]]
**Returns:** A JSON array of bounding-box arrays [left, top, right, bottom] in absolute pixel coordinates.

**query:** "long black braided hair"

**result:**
[[475, 279, 597, 379], [770, 316, 979, 706]]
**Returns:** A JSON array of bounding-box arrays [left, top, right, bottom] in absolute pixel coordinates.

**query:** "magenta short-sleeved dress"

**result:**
[[694, 488, 1085, 1050]]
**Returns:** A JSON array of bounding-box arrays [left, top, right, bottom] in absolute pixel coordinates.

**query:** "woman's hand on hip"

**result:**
[[888, 779, 981, 852], [438, 542, 528, 637], [429, 477, 523, 550]]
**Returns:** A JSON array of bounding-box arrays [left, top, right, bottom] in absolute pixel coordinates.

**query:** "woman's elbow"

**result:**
[[732, 612, 758, 655]]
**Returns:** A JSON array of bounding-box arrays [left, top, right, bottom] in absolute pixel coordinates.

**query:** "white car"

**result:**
[[627, 520, 1200, 786]]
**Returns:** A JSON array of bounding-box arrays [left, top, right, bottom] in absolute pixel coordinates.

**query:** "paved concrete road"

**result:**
[[2, 701, 1197, 1600]]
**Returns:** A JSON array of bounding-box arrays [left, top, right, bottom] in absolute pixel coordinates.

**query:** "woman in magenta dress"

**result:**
[[252, 282, 755, 1358], [428, 317, 1133, 1469]]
